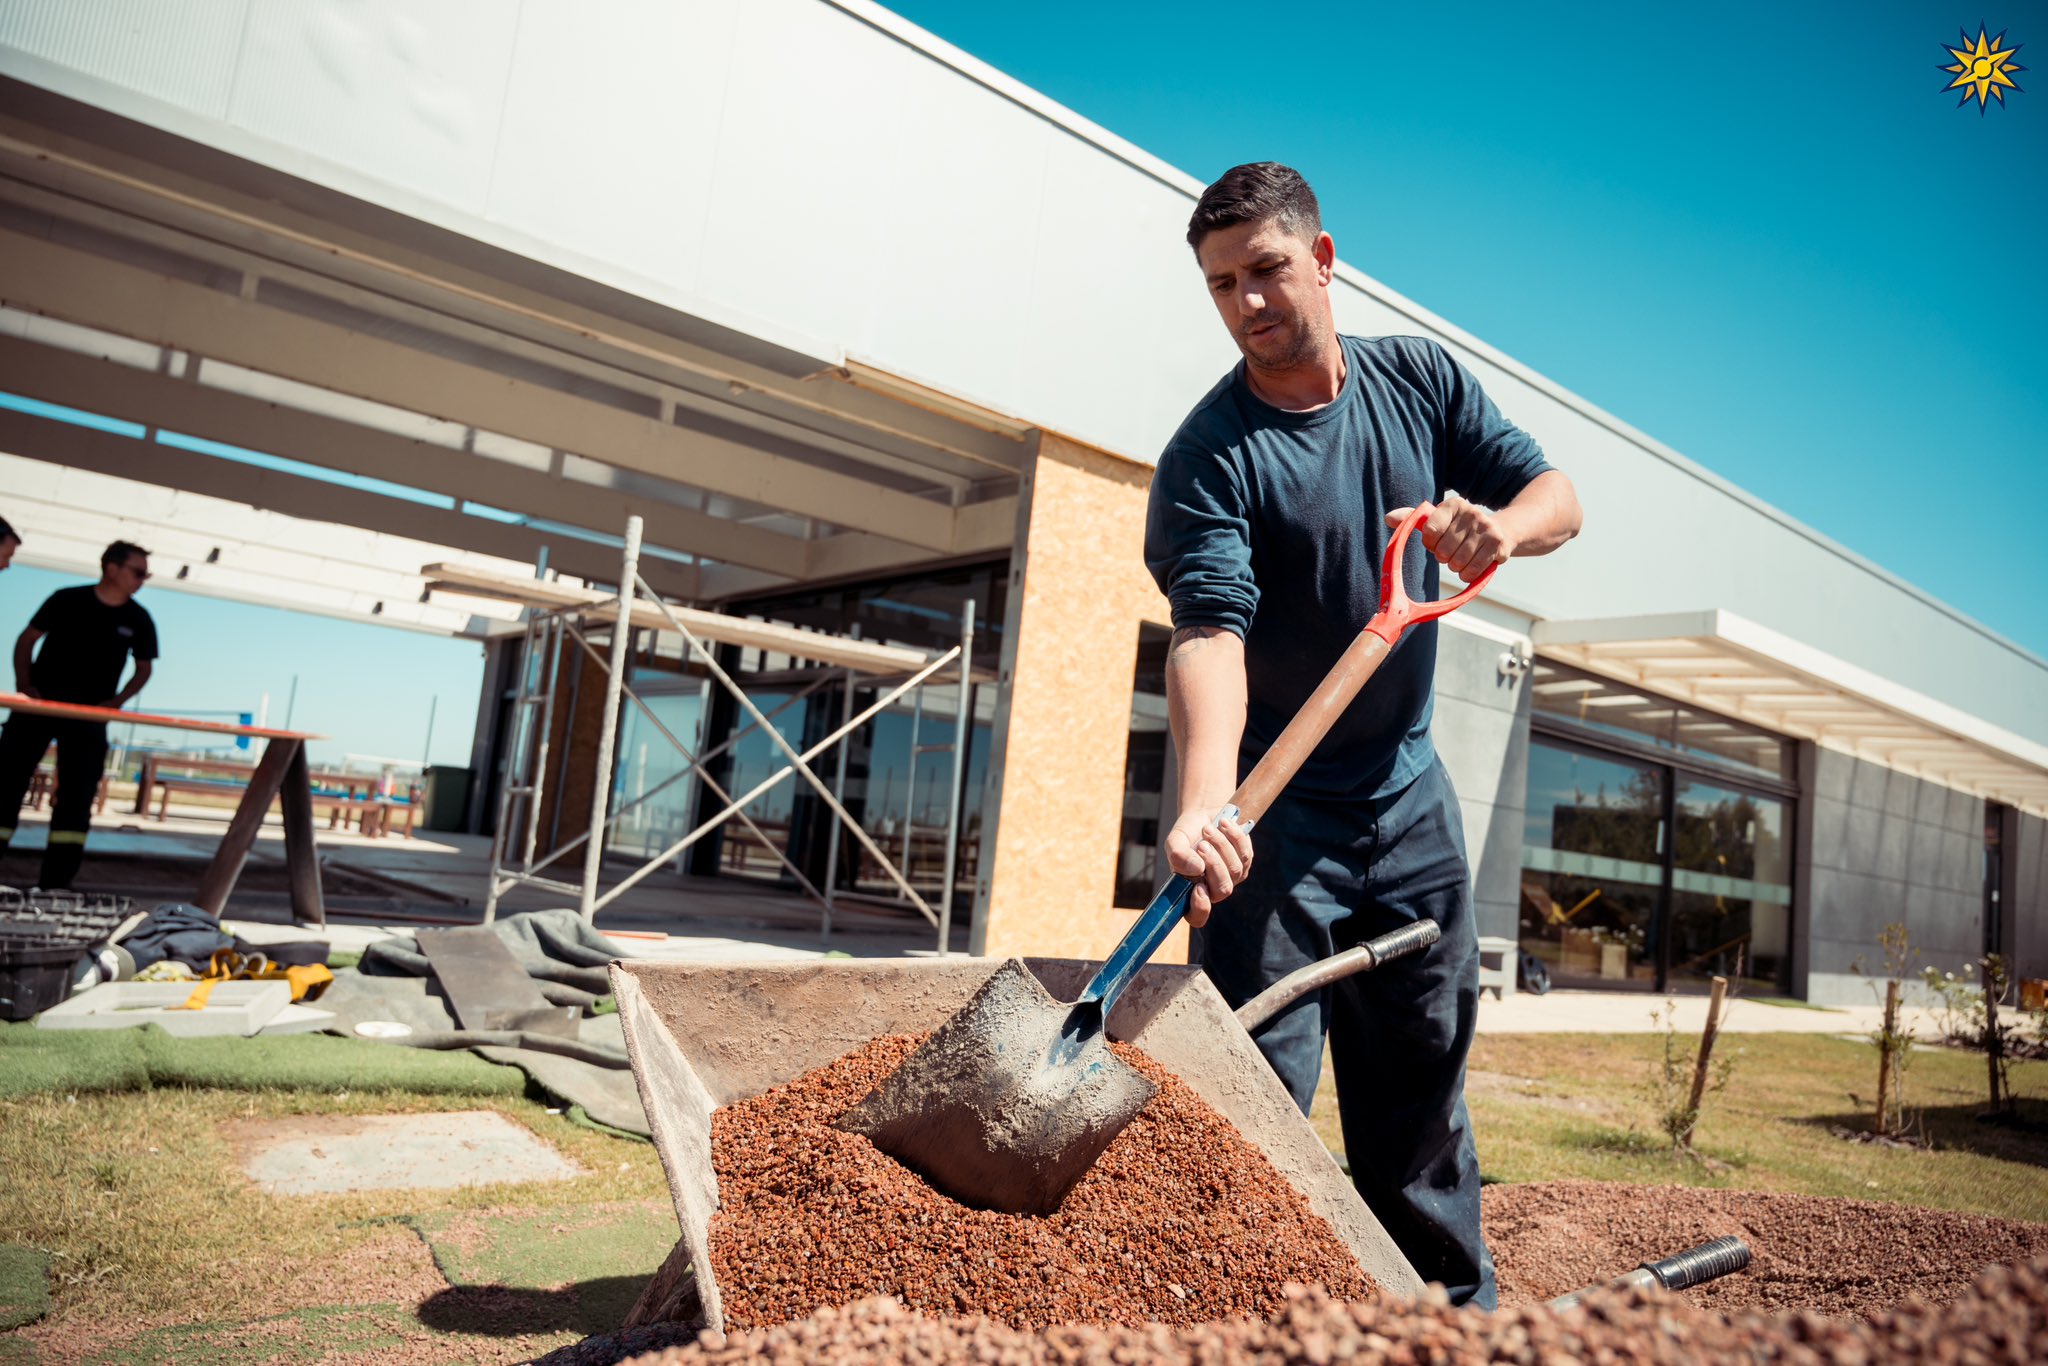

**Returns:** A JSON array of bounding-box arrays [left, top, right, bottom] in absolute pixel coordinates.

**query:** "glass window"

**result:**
[[607, 669, 706, 862], [682, 560, 1004, 911], [1521, 742, 1667, 987], [836, 678, 992, 906], [1666, 777, 1791, 993], [717, 688, 810, 879], [1530, 661, 1791, 784], [1115, 625, 1173, 909]]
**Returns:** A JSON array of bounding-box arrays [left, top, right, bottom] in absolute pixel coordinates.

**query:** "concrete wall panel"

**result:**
[[1429, 625, 1531, 941], [485, 0, 740, 295], [1805, 747, 1987, 1004], [0, 0, 246, 116], [2012, 812, 2046, 984], [228, 0, 519, 215]]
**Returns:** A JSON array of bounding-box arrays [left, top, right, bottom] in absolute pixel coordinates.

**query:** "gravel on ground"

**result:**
[[1484, 1179, 2048, 1316], [612, 1256, 2048, 1365]]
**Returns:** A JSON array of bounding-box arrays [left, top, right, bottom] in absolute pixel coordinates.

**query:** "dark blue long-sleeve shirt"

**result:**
[[1145, 334, 1552, 800]]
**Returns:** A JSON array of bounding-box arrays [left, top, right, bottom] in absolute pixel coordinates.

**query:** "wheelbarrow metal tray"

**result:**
[[611, 956, 1423, 1333]]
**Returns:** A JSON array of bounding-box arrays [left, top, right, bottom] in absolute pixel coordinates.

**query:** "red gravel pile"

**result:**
[[1486, 1180, 2048, 1316], [620, 1257, 2048, 1365], [707, 1033, 1376, 1330]]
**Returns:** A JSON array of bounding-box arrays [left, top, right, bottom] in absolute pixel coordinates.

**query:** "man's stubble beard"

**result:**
[[1242, 310, 1329, 380]]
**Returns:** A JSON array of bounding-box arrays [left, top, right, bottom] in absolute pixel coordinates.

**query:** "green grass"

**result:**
[[0, 1246, 51, 1332], [0, 1084, 671, 1357], [1313, 1032, 2048, 1222], [5, 1028, 2041, 1360]]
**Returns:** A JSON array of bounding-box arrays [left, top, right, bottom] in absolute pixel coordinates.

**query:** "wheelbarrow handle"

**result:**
[[1233, 919, 1442, 1032]]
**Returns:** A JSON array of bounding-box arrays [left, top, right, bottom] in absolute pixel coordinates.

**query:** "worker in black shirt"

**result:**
[[0, 540, 160, 888], [0, 516, 18, 571]]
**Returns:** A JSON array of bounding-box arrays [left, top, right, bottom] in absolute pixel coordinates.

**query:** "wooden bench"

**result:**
[[26, 764, 112, 815], [134, 755, 376, 813], [148, 774, 419, 839]]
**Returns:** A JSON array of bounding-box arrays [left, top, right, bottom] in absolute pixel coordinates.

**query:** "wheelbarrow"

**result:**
[[610, 927, 1441, 1333]]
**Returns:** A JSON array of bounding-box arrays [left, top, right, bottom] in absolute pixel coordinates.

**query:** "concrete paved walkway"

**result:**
[[1476, 986, 1940, 1038]]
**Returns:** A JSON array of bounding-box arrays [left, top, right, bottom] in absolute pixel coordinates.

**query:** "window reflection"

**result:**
[[1667, 778, 1790, 992], [1520, 735, 1795, 994], [1521, 744, 1666, 987], [1530, 662, 1791, 782]]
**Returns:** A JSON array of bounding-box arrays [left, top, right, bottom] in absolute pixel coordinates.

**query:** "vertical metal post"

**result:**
[[937, 600, 975, 955], [582, 515, 642, 922], [898, 689, 924, 898], [821, 665, 856, 937]]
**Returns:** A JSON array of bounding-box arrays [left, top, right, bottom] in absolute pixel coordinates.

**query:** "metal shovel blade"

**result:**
[[836, 958, 1156, 1215]]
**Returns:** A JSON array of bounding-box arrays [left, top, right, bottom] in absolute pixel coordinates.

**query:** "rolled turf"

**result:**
[[0, 1021, 525, 1099]]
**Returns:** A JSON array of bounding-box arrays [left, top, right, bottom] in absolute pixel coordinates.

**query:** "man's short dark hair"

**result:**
[[1186, 162, 1323, 253], [102, 540, 148, 569], [0, 516, 15, 544]]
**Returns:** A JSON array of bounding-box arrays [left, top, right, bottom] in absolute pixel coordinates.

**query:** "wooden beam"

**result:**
[[421, 562, 934, 676]]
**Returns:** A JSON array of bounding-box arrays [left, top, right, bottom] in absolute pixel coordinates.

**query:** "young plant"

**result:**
[[1981, 954, 2017, 1120], [1853, 923, 1918, 1137], [1646, 982, 1736, 1154]]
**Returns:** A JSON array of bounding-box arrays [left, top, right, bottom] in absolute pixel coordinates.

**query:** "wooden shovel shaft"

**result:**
[[1229, 631, 1394, 826]]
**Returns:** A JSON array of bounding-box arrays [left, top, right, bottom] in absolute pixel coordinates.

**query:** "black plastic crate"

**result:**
[[0, 939, 86, 1021]]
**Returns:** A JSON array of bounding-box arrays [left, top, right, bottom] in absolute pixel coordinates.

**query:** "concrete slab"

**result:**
[[228, 1110, 582, 1194]]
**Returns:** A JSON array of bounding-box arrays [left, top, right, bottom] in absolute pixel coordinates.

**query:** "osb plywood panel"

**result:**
[[980, 434, 1188, 964]]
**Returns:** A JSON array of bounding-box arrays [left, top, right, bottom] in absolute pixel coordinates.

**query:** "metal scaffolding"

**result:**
[[426, 515, 981, 950]]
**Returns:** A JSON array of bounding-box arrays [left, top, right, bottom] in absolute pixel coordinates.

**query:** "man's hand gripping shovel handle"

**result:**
[[1078, 505, 1499, 1016]]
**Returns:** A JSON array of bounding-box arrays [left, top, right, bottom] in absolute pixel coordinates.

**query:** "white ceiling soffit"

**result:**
[[1533, 610, 2048, 816], [2, 452, 530, 638]]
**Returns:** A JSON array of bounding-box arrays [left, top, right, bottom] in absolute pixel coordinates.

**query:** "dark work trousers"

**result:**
[[0, 713, 108, 889], [1190, 756, 1495, 1307]]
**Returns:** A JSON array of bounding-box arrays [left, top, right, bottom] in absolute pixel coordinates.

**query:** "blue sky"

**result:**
[[892, 0, 2047, 656], [0, 563, 482, 772]]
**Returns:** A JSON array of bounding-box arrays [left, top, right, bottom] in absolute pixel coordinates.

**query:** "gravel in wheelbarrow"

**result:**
[[706, 1032, 1377, 1330]]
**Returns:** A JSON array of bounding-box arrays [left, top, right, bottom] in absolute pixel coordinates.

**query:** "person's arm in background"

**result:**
[[13, 627, 41, 699], [106, 659, 151, 710], [1162, 625, 1253, 926]]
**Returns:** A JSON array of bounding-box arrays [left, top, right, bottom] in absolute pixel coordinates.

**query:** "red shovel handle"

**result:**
[[1230, 500, 1499, 826], [1363, 504, 1499, 646]]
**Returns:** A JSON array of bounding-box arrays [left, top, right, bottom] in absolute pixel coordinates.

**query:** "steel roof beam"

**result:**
[[0, 226, 987, 554]]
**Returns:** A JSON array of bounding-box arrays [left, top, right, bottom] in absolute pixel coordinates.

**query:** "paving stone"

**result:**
[[227, 1110, 582, 1195]]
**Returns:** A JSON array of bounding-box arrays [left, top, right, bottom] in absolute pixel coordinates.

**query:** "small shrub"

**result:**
[[1852, 923, 1919, 1136], [1646, 997, 1736, 1152]]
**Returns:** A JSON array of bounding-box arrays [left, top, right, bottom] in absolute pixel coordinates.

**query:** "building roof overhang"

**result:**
[[1533, 609, 2048, 817]]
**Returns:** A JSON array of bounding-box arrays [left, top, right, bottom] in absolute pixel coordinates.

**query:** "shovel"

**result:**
[[839, 504, 1500, 1215]]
